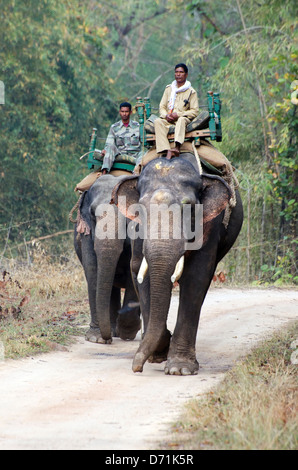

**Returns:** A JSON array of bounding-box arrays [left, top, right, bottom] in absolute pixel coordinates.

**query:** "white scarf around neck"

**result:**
[[168, 80, 191, 112]]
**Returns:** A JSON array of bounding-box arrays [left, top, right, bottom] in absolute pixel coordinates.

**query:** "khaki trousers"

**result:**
[[154, 116, 191, 153]]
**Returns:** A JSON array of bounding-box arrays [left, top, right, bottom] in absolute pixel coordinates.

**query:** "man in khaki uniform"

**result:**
[[154, 63, 199, 159]]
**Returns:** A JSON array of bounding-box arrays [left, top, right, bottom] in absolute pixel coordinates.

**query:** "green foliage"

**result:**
[[267, 52, 298, 220], [84, 0, 199, 107], [181, 0, 298, 284], [0, 0, 297, 284], [0, 0, 116, 246]]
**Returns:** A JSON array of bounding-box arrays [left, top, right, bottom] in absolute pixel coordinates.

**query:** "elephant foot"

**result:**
[[117, 309, 141, 341], [164, 357, 199, 376], [132, 329, 172, 372], [148, 351, 168, 364], [85, 327, 112, 344]]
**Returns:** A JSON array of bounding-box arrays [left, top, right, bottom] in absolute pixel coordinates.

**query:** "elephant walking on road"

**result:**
[[112, 153, 243, 375], [74, 175, 141, 344]]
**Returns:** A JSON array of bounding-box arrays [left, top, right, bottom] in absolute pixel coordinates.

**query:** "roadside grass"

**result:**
[[0, 250, 90, 359], [163, 321, 298, 450]]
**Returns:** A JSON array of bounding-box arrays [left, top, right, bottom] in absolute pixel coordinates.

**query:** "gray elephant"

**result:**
[[112, 153, 243, 375], [74, 175, 141, 343]]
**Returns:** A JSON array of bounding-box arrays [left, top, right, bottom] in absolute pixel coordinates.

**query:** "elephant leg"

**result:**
[[78, 234, 103, 344], [147, 328, 172, 364], [137, 275, 150, 333], [165, 249, 217, 375], [95, 241, 124, 343], [130, 240, 149, 333], [115, 251, 141, 341], [110, 286, 121, 337]]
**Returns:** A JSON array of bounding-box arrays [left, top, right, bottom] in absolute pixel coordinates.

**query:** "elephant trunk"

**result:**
[[133, 241, 185, 372]]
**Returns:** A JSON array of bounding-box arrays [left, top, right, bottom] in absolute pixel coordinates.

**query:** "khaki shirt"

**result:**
[[102, 119, 142, 172], [159, 85, 199, 120]]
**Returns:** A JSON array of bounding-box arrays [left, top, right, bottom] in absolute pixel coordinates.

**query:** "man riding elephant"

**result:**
[[101, 102, 142, 174], [154, 64, 199, 160], [73, 103, 142, 343], [75, 102, 142, 192]]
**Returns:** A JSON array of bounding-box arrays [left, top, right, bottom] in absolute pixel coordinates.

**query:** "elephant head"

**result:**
[[111, 154, 233, 373]]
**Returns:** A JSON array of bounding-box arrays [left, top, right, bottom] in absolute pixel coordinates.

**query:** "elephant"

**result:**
[[111, 153, 243, 375], [74, 174, 141, 344]]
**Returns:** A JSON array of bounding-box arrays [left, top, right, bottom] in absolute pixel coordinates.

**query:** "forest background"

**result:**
[[0, 0, 297, 285]]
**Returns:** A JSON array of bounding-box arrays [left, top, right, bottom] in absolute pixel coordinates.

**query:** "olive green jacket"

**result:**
[[102, 120, 142, 172]]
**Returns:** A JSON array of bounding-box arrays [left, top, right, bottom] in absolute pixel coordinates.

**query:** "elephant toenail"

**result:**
[[181, 367, 191, 375]]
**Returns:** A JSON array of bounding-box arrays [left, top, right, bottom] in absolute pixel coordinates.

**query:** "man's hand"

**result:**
[[166, 112, 178, 123], [101, 149, 106, 157], [102, 169, 108, 175]]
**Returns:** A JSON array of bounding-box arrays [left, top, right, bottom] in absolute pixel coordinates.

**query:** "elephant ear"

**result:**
[[201, 174, 231, 224], [110, 175, 140, 221]]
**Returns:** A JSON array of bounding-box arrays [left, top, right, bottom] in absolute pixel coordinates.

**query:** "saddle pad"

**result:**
[[141, 140, 226, 169]]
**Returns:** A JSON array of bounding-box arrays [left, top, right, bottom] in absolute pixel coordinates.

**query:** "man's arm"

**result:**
[[101, 126, 117, 173], [160, 87, 180, 123]]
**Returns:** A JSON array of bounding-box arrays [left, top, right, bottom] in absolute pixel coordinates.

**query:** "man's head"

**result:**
[[119, 102, 132, 123], [174, 63, 188, 87]]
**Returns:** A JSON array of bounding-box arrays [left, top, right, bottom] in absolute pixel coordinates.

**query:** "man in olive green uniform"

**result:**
[[101, 102, 142, 174], [75, 102, 141, 192], [154, 64, 199, 159]]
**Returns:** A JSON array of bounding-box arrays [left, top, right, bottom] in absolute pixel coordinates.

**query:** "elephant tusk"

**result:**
[[171, 256, 184, 283], [137, 257, 148, 284]]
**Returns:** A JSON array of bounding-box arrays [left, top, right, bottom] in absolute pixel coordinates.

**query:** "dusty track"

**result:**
[[0, 288, 297, 450]]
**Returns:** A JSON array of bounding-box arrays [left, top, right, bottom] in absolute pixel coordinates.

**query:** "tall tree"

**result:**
[[0, 0, 115, 245], [86, 0, 197, 106], [179, 0, 297, 282]]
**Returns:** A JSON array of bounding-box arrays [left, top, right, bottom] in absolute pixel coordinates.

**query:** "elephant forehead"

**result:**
[[154, 162, 175, 176], [142, 157, 201, 186]]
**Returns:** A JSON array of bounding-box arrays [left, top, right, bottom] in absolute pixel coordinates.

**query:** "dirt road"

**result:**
[[0, 288, 297, 450]]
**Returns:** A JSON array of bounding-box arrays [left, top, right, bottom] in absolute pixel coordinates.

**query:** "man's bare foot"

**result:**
[[166, 148, 180, 159]]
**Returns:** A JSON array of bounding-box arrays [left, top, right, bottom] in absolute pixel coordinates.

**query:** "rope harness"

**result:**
[[69, 194, 82, 224]]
